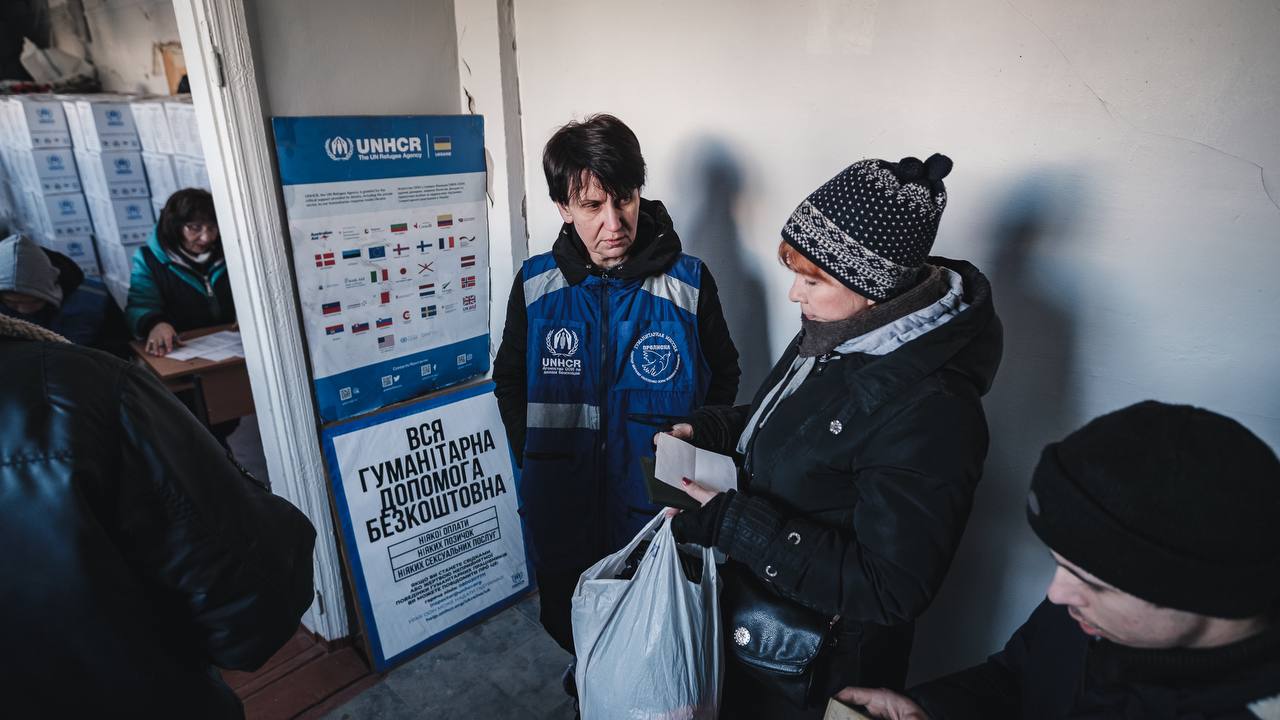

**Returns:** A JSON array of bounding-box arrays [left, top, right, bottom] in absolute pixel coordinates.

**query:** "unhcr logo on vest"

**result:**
[[542, 328, 582, 377], [630, 331, 680, 383]]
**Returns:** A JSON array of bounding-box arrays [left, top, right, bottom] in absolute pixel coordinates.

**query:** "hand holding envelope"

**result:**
[[654, 432, 739, 495]]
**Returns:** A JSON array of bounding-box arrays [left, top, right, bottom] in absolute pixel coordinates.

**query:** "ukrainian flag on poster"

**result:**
[[432, 135, 452, 157]]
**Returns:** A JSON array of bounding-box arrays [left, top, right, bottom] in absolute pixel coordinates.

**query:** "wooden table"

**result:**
[[130, 324, 255, 427]]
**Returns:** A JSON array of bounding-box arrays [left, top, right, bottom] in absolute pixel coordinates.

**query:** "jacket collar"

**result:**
[[0, 313, 68, 343], [801, 257, 1002, 417], [551, 198, 682, 284], [146, 228, 225, 274]]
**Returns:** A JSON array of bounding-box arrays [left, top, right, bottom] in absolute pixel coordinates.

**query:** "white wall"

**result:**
[[246, 0, 460, 117], [511, 0, 1280, 682], [72, 0, 181, 94]]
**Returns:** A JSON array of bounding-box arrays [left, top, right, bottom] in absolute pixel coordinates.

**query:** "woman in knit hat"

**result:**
[[664, 154, 1003, 718]]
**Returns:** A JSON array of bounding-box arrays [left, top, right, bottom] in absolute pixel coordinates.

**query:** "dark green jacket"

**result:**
[[125, 229, 235, 338]]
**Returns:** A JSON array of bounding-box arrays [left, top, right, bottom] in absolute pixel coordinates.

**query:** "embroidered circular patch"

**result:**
[[629, 331, 681, 383]]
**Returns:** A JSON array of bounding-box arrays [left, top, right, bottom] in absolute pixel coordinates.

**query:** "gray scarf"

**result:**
[[736, 265, 969, 455]]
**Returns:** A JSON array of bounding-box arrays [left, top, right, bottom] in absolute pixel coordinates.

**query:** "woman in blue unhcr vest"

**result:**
[[668, 154, 1003, 719], [492, 115, 741, 662]]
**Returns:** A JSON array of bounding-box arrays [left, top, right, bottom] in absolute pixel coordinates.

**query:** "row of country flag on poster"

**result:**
[[317, 274, 477, 317], [323, 300, 466, 340], [314, 243, 476, 267]]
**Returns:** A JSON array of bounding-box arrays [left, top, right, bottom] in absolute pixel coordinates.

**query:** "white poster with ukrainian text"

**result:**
[[321, 382, 529, 670]]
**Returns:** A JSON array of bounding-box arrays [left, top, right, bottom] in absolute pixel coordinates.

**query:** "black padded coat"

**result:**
[[689, 257, 1003, 716], [0, 318, 316, 718]]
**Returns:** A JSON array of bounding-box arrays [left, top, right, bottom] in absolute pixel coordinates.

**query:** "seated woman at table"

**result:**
[[126, 188, 235, 357]]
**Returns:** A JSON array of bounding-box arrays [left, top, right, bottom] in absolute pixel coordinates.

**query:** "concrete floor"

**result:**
[[319, 593, 575, 720]]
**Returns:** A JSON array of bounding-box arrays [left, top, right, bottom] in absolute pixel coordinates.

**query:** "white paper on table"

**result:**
[[654, 433, 739, 494], [164, 330, 244, 361]]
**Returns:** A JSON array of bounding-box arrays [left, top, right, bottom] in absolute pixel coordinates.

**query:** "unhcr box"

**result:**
[[141, 151, 179, 201], [39, 234, 101, 278], [164, 97, 202, 158], [58, 96, 87, 148], [28, 191, 93, 237], [173, 154, 210, 191], [87, 194, 153, 245], [96, 235, 145, 285], [5, 96, 71, 148], [75, 149, 150, 200], [131, 99, 175, 155], [76, 96, 142, 152], [9, 147, 82, 194]]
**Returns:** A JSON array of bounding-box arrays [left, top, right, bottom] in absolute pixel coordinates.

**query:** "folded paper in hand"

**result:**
[[654, 433, 738, 494]]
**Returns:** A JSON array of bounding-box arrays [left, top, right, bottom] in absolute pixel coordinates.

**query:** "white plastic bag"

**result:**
[[572, 513, 723, 720]]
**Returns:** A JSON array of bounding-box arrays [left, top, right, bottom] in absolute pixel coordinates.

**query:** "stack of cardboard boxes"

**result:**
[[135, 95, 209, 219], [0, 96, 99, 279], [0, 92, 209, 308], [67, 94, 155, 306]]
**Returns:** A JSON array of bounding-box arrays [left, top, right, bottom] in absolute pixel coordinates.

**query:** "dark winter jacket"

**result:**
[[689, 257, 1002, 714], [493, 198, 740, 569], [125, 228, 235, 338], [0, 315, 316, 718], [910, 600, 1280, 720]]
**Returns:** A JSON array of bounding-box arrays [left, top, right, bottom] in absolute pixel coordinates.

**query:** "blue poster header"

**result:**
[[273, 115, 484, 185]]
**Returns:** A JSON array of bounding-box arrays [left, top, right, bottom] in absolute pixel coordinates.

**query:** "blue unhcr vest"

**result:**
[[519, 251, 711, 571]]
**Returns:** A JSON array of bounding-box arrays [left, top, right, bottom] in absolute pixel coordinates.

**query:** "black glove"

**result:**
[[671, 490, 735, 547]]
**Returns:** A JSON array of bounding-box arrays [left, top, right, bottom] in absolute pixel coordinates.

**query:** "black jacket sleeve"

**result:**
[[687, 403, 753, 455], [907, 600, 1079, 720], [696, 265, 741, 406], [493, 269, 528, 467], [715, 391, 988, 623], [114, 363, 317, 671]]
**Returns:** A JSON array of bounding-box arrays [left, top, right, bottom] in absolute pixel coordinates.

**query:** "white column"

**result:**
[[171, 0, 349, 640], [454, 0, 530, 351]]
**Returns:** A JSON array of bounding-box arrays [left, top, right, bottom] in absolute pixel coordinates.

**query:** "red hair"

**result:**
[[777, 240, 825, 279]]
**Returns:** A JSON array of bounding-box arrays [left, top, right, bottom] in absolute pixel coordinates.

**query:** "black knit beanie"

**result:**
[[1027, 401, 1280, 619], [781, 154, 952, 302]]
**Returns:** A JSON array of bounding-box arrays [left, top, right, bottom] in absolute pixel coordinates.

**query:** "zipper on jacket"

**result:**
[[597, 272, 611, 555], [205, 275, 222, 320]]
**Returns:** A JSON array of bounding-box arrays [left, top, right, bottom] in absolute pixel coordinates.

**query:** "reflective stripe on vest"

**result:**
[[524, 266, 569, 307], [641, 272, 699, 316], [527, 402, 600, 430]]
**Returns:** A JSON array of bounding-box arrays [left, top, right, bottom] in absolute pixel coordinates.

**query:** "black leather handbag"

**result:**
[[721, 564, 840, 707]]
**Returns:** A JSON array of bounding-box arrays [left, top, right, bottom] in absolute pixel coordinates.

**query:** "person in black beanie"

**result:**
[[661, 154, 1003, 719], [838, 400, 1280, 720]]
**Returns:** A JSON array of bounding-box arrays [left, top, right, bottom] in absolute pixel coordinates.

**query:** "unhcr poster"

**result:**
[[321, 381, 530, 670], [273, 115, 490, 422]]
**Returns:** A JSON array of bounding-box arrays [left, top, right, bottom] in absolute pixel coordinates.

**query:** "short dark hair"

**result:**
[[157, 188, 217, 252], [542, 114, 646, 205]]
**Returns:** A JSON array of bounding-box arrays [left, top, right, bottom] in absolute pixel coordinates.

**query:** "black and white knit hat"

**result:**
[[782, 154, 952, 302]]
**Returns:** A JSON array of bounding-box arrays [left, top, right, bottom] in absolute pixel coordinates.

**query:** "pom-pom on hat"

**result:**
[[781, 153, 952, 301]]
